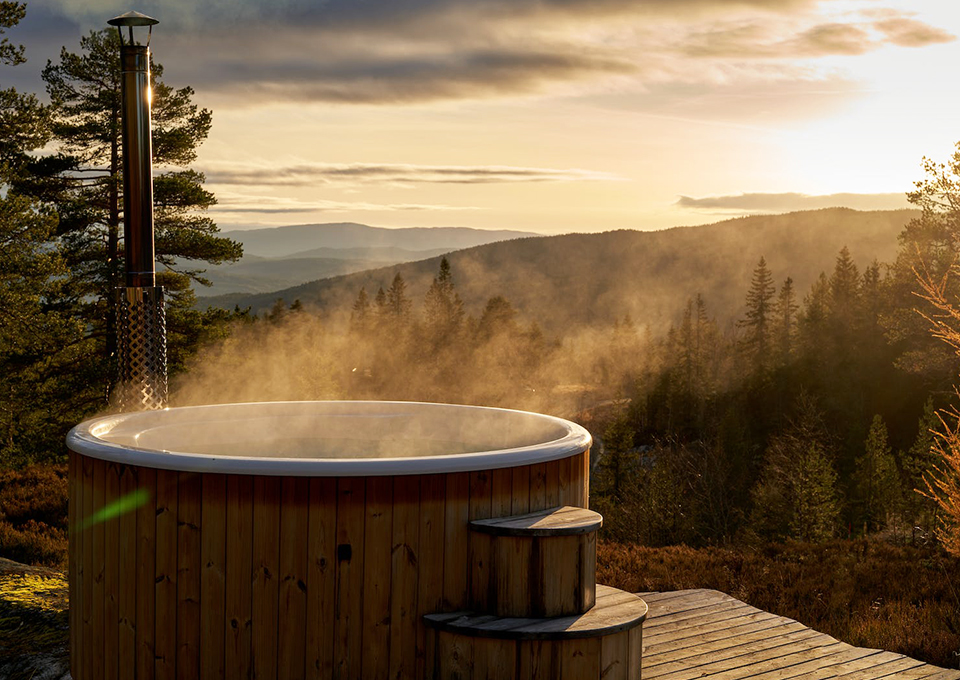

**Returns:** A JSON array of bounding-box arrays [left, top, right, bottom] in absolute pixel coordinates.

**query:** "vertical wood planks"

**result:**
[[415, 475, 445, 680], [334, 477, 365, 680], [580, 450, 590, 508], [627, 626, 642, 680], [361, 476, 393, 680], [468, 471, 493, 611], [103, 463, 120, 680], [545, 460, 560, 509], [177, 472, 202, 680], [511, 465, 530, 515], [68, 452, 79, 680], [90, 458, 105, 680], [438, 632, 474, 679], [473, 638, 517, 679], [278, 477, 309, 680], [491, 468, 513, 518], [389, 475, 420, 680], [538, 535, 578, 617], [442, 472, 470, 610], [118, 464, 137, 680], [306, 478, 336, 679], [493, 536, 530, 618], [529, 464, 547, 512], [200, 474, 226, 680], [518, 640, 558, 680], [136, 466, 156, 680], [600, 630, 629, 680], [224, 475, 253, 680], [583, 530, 597, 613], [252, 476, 281, 680], [557, 455, 575, 508], [154, 468, 178, 680], [559, 638, 600, 679]]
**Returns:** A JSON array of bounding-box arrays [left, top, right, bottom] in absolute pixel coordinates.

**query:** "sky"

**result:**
[[5, 0, 960, 234]]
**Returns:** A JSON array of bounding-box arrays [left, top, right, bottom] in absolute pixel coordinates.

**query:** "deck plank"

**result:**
[[641, 590, 958, 680]]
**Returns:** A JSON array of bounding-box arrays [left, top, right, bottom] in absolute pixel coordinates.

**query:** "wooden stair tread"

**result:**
[[469, 505, 602, 536], [424, 585, 646, 640]]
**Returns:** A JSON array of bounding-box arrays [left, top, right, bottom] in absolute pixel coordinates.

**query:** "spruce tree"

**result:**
[[423, 256, 464, 349], [738, 256, 775, 372], [854, 414, 902, 533]]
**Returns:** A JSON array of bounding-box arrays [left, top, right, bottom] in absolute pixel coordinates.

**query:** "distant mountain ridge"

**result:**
[[203, 209, 918, 333], [221, 222, 540, 258], [194, 223, 539, 295]]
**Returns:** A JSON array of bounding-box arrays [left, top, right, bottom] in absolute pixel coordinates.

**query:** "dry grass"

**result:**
[[0, 464, 68, 569], [598, 539, 960, 669]]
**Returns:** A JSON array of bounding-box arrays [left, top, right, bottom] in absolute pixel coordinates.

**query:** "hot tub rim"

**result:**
[[66, 400, 592, 477]]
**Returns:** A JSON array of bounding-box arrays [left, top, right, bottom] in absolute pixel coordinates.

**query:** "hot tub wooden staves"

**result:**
[[68, 450, 592, 680]]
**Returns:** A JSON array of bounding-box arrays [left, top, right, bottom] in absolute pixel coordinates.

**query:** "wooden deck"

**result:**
[[640, 589, 960, 680]]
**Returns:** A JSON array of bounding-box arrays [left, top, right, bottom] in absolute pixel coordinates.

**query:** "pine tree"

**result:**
[[854, 414, 902, 533], [902, 397, 940, 537], [738, 256, 775, 372], [423, 256, 464, 349], [772, 277, 798, 366], [385, 273, 411, 322], [350, 287, 371, 334], [20, 29, 241, 388], [0, 2, 94, 464]]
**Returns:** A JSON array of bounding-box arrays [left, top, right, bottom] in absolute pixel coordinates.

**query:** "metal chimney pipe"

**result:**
[[108, 11, 167, 411]]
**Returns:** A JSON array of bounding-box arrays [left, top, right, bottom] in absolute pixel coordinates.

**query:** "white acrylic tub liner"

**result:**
[[67, 401, 592, 476]]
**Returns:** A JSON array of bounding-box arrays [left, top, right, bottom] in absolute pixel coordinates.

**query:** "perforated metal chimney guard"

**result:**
[[114, 286, 167, 410]]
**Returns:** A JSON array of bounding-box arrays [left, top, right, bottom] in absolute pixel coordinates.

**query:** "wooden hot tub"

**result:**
[[66, 401, 592, 680]]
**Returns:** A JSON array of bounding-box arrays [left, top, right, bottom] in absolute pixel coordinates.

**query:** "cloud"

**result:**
[[203, 162, 624, 186], [209, 192, 480, 214], [676, 192, 912, 213], [872, 18, 955, 48], [18, 0, 957, 109]]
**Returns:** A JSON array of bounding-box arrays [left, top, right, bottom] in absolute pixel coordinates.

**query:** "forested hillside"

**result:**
[[204, 208, 915, 334]]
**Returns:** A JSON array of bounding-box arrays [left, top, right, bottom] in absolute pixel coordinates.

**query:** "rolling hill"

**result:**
[[201, 208, 918, 333]]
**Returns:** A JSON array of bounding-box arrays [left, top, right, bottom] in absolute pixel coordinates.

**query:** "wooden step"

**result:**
[[470, 505, 602, 536], [468, 506, 602, 617], [423, 586, 647, 679]]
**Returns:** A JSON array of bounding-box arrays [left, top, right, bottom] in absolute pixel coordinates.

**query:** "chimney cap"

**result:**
[[108, 11, 159, 27]]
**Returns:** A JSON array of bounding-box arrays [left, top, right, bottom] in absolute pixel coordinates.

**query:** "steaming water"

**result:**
[[83, 402, 580, 461]]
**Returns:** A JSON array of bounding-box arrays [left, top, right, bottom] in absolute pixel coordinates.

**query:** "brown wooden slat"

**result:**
[[473, 637, 517, 679], [306, 477, 336, 679], [278, 477, 309, 680], [177, 472, 202, 680], [91, 458, 105, 680], [545, 459, 561, 508], [118, 464, 137, 680], [627, 625, 642, 680], [518, 639, 558, 680], [103, 463, 120, 680], [438, 632, 474, 679], [361, 476, 393, 680], [443, 472, 470, 610], [512, 465, 531, 515], [529, 463, 547, 511], [469, 470, 493, 611], [582, 450, 591, 507], [135, 466, 156, 680], [154, 468, 178, 680], [470, 505, 602, 536], [493, 535, 530, 618], [200, 474, 227, 680], [557, 455, 576, 508], [559, 637, 600, 678], [334, 477, 365, 680], [68, 451, 79, 680], [492, 468, 513, 518], [415, 474, 446, 680], [389, 475, 421, 680], [80, 456, 93, 680], [600, 629, 629, 680], [252, 476, 281, 680], [224, 475, 253, 680]]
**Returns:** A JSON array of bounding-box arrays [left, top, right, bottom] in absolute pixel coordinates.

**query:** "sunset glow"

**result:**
[[11, 0, 960, 233]]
